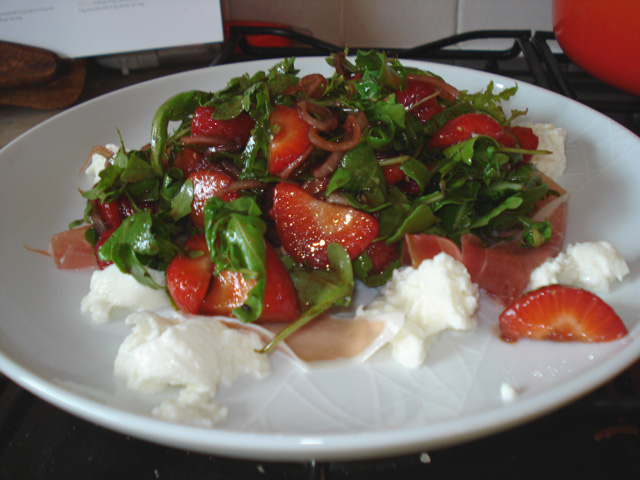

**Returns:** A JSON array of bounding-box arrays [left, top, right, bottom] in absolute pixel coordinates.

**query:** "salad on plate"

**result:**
[[47, 50, 630, 426]]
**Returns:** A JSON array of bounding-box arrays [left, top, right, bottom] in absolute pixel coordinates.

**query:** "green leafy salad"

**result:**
[[70, 50, 556, 351]]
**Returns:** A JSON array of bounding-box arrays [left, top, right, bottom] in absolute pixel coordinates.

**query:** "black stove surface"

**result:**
[[1, 30, 639, 479]]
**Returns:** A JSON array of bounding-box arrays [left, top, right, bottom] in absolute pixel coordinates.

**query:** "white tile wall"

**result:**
[[221, 0, 554, 49], [342, 0, 458, 49]]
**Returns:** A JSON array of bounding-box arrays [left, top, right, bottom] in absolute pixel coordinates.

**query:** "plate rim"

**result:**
[[0, 55, 638, 462]]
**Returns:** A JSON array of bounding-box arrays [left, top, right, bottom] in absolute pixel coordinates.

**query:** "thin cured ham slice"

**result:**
[[401, 190, 568, 306], [259, 312, 402, 363], [462, 199, 568, 305], [50, 226, 98, 270], [401, 233, 463, 267], [213, 309, 403, 365], [462, 175, 569, 305]]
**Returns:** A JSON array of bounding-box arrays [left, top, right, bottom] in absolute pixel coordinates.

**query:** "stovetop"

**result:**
[[1, 29, 639, 479]]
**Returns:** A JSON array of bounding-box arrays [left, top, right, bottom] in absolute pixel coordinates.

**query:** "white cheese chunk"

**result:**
[[81, 264, 169, 323], [114, 311, 271, 426], [360, 253, 478, 368], [500, 382, 519, 403], [523, 123, 567, 180], [151, 388, 229, 427], [527, 241, 629, 293], [85, 143, 119, 183]]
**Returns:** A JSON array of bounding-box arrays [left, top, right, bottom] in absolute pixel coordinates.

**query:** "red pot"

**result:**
[[553, 0, 640, 97]]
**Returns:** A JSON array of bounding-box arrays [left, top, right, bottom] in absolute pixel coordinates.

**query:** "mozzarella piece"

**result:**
[[85, 143, 119, 183], [500, 382, 519, 403], [114, 311, 271, 426], [523, 123, 567, 180], [527, 241, 629, 293], [360, 253, 478, 368], [81, 264, 169, 323]]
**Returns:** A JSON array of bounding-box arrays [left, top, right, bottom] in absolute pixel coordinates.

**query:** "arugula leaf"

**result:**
[[469, 195, 523, 229], [169, 178, 193, 221], [386, 202, 439, 243], [353, 248, 401, 288], [519, 216, 552, 247], [150, 90, 211, 176], [96, 211, 177, 288], [354, 50, 404, 91], [457, 81, 525, 126], [203, 196, 268, 323], [325, 142, 387, 207], [400, 157, 431, 192]]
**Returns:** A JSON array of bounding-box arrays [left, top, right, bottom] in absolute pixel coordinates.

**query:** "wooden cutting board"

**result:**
[[0, 41, 86, 110]]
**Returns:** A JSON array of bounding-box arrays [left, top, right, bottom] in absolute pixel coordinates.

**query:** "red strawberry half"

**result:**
[[173, 147, 210, 177], [428, 113, 504, 150], [188, 170, 240, 228], [200, 242, 300, 322], [268, 105, 313, 176], [166, 235, 213, 314], [364, 241, 400, 274], [271, 182, 379, 269], [167, 235, 300, 322], [191, 106, 254, 150], [499, 125, 539, 162], [499, 285, 628, 343], [395, 79, 444, 123]]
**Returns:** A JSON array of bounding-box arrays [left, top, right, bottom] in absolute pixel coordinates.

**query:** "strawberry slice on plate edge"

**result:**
[[499, 284, 628, 343]]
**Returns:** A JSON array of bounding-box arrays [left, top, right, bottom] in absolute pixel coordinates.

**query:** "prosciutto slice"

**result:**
[[205, 309, 403, 366], [462, 177, 568, 305], [461, 199, 567, 305], [401, 195, 568, 306], [259, 312, 403, 363], [402, 233, 463, 267], [50, 226, 98, 270]]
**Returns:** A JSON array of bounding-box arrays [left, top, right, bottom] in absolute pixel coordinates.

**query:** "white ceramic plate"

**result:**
[[0, 58, 638, 462]]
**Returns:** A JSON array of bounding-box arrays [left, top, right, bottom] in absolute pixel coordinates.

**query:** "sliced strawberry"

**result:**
[[188, 170, 240, 228], [397, 178, 422, 196], [428, 113, 504, 150], [268, 105, 313, 176], [382, 164, 406, 185], [364, 241, 400, 274], [95, 226, 118, 270], [501, 126, 539, 162], [271, 182, 379, 269], [191, 106, 254, 150], [395, 79, 444, 123], [200, 243, 300, 322], [261, 243, 301, 322], [499, 285, 628, 343], [166, 235, 213, 314], [95, 200, 122, 229], [173, 147, 210, 177], [506, 126, 538, 150], [200, 269, 251, 317]]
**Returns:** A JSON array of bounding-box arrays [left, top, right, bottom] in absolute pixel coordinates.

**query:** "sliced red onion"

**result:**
[[311, 151, 344, 178], [297, 100, 339, 132], [308, 114, 361, 152], [180, 135, 240, 153], [214, 179, 266, 197], [278, 144, 315, 179]]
